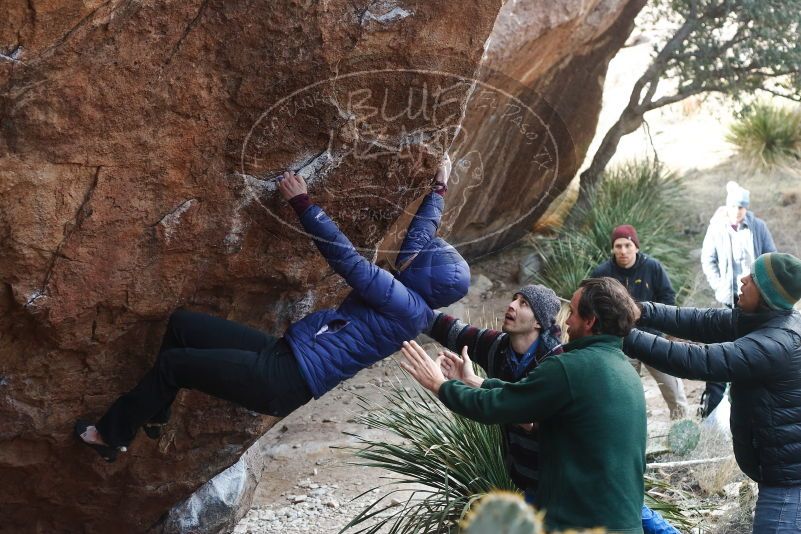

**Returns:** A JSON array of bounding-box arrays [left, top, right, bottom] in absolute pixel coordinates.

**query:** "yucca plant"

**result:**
[[532, 234, 597, 300], [577, 160, 683, 258], [342, 375, 699, 533], [535, 159, 694, 303], [727, 103, 801, 168], [340, 376, 515, 534]]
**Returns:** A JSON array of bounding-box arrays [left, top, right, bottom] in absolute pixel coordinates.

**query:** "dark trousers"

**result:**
[[702, 382, 726, 417], [96, 309, 312, 448]]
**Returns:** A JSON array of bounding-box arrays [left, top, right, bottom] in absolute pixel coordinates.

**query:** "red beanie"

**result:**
[[611, 224, 640, 249]]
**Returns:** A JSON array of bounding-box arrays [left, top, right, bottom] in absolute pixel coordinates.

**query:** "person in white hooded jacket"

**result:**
[[702, 181, 777, 308], [699, 180, 776, 416]]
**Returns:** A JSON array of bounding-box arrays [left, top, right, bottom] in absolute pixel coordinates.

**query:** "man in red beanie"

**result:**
[[592, 224, 689, 419]]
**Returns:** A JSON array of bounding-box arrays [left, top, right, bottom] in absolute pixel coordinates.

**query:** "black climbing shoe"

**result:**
[[142, 423, 165, 440], [74, 419, 121, 463]]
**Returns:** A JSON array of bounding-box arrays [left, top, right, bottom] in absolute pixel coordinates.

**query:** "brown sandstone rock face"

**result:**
[[444, 0, 646, 258], [0, 1, 501, 531], [0, 0, 644, 531]]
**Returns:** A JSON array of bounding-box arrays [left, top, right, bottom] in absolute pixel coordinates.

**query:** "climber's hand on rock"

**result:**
[[434, 153, 452, 187], [278, 171, 307, 201]]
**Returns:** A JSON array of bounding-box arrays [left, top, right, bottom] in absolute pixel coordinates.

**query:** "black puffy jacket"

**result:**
[[591, 253, 676, 306], [624, 303, 801, 485], [592, 253, 675, 337]]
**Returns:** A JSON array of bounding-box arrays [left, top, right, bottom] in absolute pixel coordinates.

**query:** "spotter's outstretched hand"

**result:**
[[439, 346, 482, 387], [399, 340, 446, 394]]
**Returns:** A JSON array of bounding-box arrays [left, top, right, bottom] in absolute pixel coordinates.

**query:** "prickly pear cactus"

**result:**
[[461, 491, 545, 534], [461, 490, 607, 534], [668, 419, 701, 455]]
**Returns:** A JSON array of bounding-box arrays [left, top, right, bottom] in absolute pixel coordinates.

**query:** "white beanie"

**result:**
[[725, 181, 750, 208]]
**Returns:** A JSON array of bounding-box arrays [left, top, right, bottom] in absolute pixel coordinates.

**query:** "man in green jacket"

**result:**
[[400, 277, 647, 533]]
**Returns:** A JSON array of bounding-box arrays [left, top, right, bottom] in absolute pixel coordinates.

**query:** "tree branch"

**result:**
[[758, 86, 801, 103], [736, 67, 801, 77], [642, 74, 661, 106], [625, 3, 704, 111], [643, 86, 707, 111]]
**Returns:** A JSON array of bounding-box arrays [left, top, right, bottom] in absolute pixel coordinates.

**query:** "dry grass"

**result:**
[[706, 481, 756, 534], [533, 182, 579, 233], [680, 95, 704, 117]]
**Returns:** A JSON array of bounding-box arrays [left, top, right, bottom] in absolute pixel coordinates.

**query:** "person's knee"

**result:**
[[167, 308, 193, 329], [163, 308, 196, 344], [156, 348, 186, 384]]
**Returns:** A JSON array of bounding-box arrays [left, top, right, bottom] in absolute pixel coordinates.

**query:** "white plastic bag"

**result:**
[[701, 394, 731, 437]]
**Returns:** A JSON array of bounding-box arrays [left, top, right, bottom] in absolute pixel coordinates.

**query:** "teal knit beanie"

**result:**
[[752, 253, 801, 310]]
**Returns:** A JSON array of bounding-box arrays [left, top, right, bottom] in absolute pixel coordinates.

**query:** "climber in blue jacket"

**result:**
[[75, 158, 470, 462]]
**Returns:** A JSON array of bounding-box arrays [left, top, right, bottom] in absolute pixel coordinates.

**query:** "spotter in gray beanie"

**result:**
[[516, 284, 561, 328]]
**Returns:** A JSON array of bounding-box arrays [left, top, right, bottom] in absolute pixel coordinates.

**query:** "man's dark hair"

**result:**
[[577, 277, 639, 336]]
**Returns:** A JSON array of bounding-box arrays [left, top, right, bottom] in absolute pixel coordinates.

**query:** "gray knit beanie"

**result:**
[[516, 284, 561, 328]]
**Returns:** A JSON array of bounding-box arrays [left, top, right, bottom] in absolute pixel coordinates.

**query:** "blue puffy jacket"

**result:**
[[284, 192, 471, 398]]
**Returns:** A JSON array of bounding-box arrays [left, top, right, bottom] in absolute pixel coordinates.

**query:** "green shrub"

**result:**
[[535, 159, 694, 303], [727, 103, 801, 168]]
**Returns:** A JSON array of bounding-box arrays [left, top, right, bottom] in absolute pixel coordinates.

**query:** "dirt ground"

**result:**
[[235, 11, 801, 534]]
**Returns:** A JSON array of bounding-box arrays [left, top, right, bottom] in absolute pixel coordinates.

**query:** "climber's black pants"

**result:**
[[96, 309, 312, 448]]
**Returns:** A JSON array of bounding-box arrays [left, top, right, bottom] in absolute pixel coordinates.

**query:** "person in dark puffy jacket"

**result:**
[[624, 252, 801, 534], [75, 160, 470, 462]]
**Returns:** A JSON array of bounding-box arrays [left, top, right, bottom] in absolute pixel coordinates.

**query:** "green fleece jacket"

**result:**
[[438, 335, 646, 533]]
